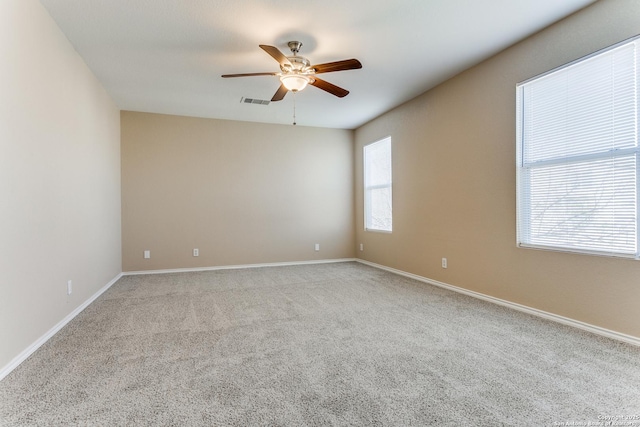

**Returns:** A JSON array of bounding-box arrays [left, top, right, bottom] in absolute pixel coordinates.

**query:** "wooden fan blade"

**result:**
[[311, 59, 362, 74], [271, 84, 288, 102], [221, 72, 278, 78], [259, 45, 292, 67], [310, 77, 349, 98]]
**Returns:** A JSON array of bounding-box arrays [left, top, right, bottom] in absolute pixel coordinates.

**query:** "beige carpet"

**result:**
[[1, 262, 639, 426]]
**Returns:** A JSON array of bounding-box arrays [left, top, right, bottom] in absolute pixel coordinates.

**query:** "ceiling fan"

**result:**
[[222, 41, 362, 101]]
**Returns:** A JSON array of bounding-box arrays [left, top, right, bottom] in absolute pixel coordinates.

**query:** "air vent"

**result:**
[[241, 97, 270, 106]]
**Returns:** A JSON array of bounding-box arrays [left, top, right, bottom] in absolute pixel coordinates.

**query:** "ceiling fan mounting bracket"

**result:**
[[287, 41, 303, 55]]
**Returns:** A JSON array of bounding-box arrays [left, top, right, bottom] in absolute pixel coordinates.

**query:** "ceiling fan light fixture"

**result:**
[[223, 43, 361, 101], [280, 74, 310, 92]]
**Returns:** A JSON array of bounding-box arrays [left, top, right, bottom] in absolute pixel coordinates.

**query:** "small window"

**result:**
[[364, 137, 392, 232], [516, 36, 639, 258]]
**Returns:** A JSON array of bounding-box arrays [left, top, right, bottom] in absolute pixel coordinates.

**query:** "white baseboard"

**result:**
[[356, 259, 640, 347], [123, 258, 358, 276], [0, 272, 123, 382], [6, 257, 634, 384], [1, 259, 356, 382]]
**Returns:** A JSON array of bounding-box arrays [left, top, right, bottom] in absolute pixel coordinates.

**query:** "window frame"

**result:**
[[515, 35, 640, 259], [364, 136, 393, 233]]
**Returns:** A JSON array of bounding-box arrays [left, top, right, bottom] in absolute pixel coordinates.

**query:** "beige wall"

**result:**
[[355, 0, 640, 339], [121, 112, 354, 271], [0, 0, 122, 370]]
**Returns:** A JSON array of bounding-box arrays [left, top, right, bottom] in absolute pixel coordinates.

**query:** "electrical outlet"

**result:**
[[314, 243, 320, 251], [144, 250, 150, 259], [67, 280, 72, 295], [442, 258, 448, 269], [193, 248, 199, 257], [359, 243, 364, 251]]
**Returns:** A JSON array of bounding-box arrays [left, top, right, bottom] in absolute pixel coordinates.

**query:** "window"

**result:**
[[364, 137, 392, 232], [516, 36, 639, 258]]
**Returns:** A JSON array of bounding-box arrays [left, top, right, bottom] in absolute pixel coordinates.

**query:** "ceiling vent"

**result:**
[[241, 97, 270, 106]]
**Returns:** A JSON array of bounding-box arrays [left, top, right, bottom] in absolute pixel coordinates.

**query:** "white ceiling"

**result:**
[[39, 0, 596, 129]]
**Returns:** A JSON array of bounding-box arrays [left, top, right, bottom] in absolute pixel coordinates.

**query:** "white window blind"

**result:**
[[364, 137, 392, 232], [516, 36, 639, 257]]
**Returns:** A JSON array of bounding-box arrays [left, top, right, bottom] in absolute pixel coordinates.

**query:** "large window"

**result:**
[[516, 36, 639, 258], [364, 137, 392, 232]]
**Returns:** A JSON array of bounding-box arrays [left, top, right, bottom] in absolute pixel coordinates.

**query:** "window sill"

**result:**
[[365, 228, 392, 234], [516, 243, 638, 260]]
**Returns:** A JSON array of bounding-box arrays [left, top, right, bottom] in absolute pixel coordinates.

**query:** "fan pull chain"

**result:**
[[292, 91, 297, 126]]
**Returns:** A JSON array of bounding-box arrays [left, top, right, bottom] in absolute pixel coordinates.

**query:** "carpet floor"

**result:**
[[1, 262, 639, 426]]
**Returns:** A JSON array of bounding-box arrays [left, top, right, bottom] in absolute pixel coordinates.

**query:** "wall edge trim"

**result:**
[[0, 272, 124, 382], [1, 258, 357, 381], [122, 258, 358, 276], [356, 259, 640, 347], [7, 256, 632, 383]]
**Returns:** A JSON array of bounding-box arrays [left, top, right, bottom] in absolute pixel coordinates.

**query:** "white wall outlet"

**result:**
[[67, 280, 72, 295], [442, 258, 448, 269], [193, 248, 199, 257], [314, 243, 320, 251], [144, 250, 150, 259], [359, 243, 364, 251]]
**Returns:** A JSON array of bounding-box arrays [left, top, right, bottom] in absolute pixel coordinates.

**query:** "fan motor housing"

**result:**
[[282, 56, 311, 73]]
